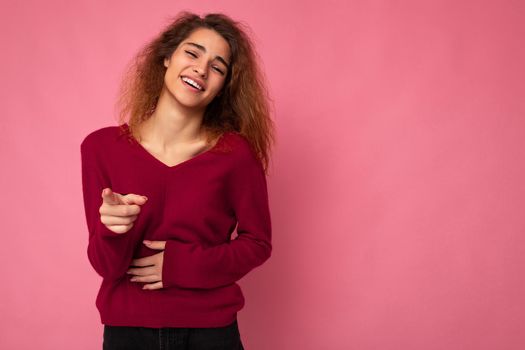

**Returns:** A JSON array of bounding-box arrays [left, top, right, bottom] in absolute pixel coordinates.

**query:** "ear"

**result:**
[[164, 57, 169, 68]]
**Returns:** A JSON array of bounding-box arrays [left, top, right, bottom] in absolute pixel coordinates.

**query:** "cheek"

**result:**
[[164, 67, 181, 86], [211, 77, 227, 92]]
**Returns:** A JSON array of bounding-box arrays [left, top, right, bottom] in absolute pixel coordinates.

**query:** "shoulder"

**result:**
[[221, 132, 264, 173], [80, 125, 128, 151], [222, 132, 256, 158]]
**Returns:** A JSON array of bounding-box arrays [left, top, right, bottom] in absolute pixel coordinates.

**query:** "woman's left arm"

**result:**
[[151, 147, 272, 290]]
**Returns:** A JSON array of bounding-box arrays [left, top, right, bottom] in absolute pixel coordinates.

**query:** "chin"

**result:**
[[177, 98, 209, 110], [169, 91, 204, 107]]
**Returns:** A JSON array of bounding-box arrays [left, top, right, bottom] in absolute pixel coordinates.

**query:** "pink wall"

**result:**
[[1, 0, 524, 349]]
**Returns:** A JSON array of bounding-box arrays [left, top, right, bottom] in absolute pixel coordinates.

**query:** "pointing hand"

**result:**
[[99, 188, 148, 234]]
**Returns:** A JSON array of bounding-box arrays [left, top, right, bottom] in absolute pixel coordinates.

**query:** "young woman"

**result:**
[[80, 11, 275, 349]]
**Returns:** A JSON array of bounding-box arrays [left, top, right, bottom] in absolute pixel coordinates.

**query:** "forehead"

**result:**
[[181, 28, 231, 60]]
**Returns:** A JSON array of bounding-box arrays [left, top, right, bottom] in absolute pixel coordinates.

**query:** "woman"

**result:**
[[80, 11, 275, 349]]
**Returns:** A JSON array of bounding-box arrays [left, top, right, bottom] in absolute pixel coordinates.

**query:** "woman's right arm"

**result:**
[[80, 139, 142, 281]]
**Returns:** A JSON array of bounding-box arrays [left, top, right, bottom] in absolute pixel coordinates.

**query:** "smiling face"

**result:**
[[162, 27, 231, 111]]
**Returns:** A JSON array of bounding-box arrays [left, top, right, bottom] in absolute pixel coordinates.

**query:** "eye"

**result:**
[[185, 50, 197, 58], [213, 66, 225, 75]]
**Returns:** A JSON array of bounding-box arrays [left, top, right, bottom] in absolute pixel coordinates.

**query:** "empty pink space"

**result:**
[[1, 0, 523, 349]]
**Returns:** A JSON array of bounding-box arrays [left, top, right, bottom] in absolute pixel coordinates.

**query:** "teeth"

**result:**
[[182, 77, 203, 91]]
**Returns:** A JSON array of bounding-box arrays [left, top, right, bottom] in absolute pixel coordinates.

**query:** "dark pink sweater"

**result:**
[[80, 124, 272, 328]]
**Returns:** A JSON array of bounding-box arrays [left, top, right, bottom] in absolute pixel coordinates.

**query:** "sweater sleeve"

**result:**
[[80, 139, 137, 281], [161, 144, 272, 290]]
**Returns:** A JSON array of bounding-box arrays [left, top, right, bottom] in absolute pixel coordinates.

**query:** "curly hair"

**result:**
[[114, 11, 275, 173]]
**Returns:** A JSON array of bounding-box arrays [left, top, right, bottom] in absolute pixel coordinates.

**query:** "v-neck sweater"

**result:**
[[80, 124, 272, 328]]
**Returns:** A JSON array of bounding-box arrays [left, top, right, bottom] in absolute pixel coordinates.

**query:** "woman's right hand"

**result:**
[[99, 188, 148, 234]]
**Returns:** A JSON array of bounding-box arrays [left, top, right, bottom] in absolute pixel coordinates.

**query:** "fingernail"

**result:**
[[143, 240, 151, 245]]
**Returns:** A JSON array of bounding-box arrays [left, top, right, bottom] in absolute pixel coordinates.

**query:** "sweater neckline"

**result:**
[[123, 123, 227, 170]]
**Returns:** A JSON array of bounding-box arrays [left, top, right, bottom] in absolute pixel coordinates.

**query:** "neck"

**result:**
[[139, 87, 207, 149]]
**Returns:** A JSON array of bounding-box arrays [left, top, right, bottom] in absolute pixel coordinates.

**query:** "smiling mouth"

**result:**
[[180, 76, 205, 92]]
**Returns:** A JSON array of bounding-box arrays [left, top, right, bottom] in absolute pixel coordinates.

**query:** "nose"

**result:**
[[192, 62, 207, 78]]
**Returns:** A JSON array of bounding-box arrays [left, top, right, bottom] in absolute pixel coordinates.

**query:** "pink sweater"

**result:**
[[80, 124, 272, 328]]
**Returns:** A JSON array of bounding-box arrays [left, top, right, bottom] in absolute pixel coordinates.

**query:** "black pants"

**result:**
[[103, 319, 244, 350]]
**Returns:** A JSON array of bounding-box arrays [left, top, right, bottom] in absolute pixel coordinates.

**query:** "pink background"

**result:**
[[1, 1, 524, 349]]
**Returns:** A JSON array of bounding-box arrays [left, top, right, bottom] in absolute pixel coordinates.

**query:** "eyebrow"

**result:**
[[183, 42, 231, 68]]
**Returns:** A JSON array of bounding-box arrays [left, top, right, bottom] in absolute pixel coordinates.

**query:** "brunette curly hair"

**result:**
[[115, 11, 275, 173]]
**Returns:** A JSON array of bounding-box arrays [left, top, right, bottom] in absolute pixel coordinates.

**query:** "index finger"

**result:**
[[121, 193, 148, 206], [100, 203, 141, 217]]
